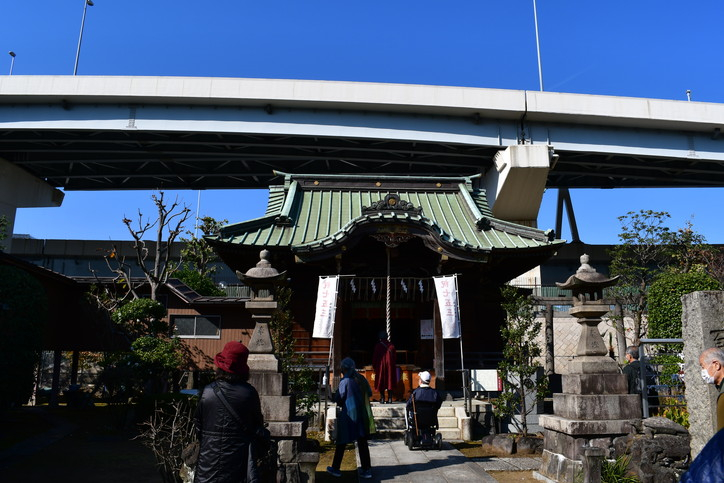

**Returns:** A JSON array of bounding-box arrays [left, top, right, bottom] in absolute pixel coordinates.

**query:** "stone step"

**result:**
[[438, 406, 456, 417], [375, 419, 406, 430], [373, 418, 461, 430], [374, 428, 405, 439], [438, 416, 458, 428], [439, 428, 462, 441], [372, 427, 462, 441], [371, 406, 406, 418], [370, 404, 456, 417], [325, 403, 469, 442]]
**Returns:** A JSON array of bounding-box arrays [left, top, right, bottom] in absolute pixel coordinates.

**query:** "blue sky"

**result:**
[[4, 1, 724, 244]]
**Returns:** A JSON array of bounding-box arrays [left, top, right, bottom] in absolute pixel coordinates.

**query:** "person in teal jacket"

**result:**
[[326, 357, 375, 479]]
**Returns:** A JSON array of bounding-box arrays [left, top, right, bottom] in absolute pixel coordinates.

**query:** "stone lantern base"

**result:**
[[537, 369, 641, 482]]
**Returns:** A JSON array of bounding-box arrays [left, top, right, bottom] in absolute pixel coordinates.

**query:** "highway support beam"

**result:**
[[0, 158, 64, 246], [481, 144, 551, 227]]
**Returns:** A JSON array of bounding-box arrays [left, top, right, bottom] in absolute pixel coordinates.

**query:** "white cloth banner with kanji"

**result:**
[[312, 276, 339, 338], [434, 275, 461, 339]]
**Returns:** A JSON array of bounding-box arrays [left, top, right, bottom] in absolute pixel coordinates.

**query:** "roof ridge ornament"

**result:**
[[362, 193, 422, 214], [370, 232, 416, 248]]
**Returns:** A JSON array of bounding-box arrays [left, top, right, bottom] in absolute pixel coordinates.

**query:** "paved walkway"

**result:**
[[364, 439, 500, 482], [0, 407, 78, 471], [471, 455, 542, 472]]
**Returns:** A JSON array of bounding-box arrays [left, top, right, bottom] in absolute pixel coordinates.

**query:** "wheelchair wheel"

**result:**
[[407, 432, 415, 451], [435, 433, 443, 450]]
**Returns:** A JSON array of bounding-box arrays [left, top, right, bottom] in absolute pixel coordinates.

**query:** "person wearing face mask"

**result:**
[[699, 347, 724, 431]]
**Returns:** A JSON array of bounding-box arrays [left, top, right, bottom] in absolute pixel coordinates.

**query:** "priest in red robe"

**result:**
[[372, 330, 398, 403]]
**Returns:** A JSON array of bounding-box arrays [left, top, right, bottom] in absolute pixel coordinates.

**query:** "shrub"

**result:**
[[601, 455, 640, 483], [659, 397, 690, 428], [112, 298, 168, 340], [494, 285, 548, 436], [136, 395, 197, 483], [648, 269, 719, 339]]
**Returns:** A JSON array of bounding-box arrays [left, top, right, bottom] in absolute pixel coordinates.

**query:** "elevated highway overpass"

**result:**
[[1, 75, 724, 237]]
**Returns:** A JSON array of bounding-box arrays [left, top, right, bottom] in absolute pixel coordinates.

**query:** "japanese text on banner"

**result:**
[[312, 276, 339, 338], [433, 275, 461, 339]]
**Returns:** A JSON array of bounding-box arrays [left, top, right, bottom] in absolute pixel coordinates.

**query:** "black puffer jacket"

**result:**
[[194, 380, 264, 483]]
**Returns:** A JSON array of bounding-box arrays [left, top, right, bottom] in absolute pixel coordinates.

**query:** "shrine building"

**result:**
[[208, 172, 563, 396]]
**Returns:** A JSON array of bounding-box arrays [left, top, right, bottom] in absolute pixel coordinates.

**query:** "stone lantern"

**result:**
[[236, 249, 319, 482], [236, 249, 287, 371], [537, 255, 641, 483], [555, 253, 620, 374]]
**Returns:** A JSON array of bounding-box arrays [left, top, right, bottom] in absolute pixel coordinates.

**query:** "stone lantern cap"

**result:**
[[238, 249, 287, 280], [556, 254, 619, 302], [235, 249, 287, 300]]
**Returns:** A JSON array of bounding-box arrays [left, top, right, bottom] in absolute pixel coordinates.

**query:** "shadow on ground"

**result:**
[[1, 405, 159, 483]]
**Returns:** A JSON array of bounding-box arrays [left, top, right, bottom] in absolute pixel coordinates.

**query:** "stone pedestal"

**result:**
[[682, 291, 724, 457], [241, 250, 320, 482], [538, 371, 641, 482], [538, 259, 641, 483]]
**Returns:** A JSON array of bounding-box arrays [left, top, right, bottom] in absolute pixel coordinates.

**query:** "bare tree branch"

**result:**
[[123, 191, 192, 300]]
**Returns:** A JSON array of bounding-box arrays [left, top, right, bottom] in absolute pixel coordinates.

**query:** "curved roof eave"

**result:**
[[290, 212, 562, 262]]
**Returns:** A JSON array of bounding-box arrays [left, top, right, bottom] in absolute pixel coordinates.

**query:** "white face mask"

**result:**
[[701, 367, 716, 385]]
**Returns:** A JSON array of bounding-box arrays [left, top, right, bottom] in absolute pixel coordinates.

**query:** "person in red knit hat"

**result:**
[[194, 341, 266, 482]]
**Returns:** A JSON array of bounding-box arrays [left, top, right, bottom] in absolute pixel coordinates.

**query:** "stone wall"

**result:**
[[537, 417, 689, 483], [534, 311, 635, 374], [627, 418, 690, 483]]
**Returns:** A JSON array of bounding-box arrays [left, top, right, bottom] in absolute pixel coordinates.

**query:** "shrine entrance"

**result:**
[[327, 275, 439, 400], [332, 275, 437, 368], [345, 303, 434, 369]]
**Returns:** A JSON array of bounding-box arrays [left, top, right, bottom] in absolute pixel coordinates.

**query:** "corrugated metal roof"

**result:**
[[215, 174, 562, 259], [264, 185, 286, 216]]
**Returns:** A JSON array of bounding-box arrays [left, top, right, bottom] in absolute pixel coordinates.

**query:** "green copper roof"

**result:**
[[213, 173, 562, 262]]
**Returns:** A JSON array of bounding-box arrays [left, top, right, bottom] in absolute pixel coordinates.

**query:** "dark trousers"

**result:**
[[332, 437, 370, 470]]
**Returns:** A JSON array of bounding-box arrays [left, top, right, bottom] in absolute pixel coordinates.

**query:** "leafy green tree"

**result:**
[[174, 266, 225, 296], [103, 298, 185, 397], [112, 298, 168, 341], [700, 246, 724, 287], [175, 216, 227, 296], [647, 268, 719, 399], [607, 212, 712, 357], [648, 268, 720, 339], [608, 211, 673, 349], [666, 221, 711, 273], [494, 285, 548, 436], [181, 216, 226, 278], [132, 336, 185, 370], [0, 266, 47, 408]]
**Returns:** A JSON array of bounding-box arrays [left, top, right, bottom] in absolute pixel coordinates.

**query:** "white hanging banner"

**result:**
[[434, 275, 461, 339], [312, 276, 339, 339]]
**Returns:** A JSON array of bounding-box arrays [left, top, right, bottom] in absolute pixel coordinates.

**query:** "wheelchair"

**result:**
[[403, 399, 443, 450]]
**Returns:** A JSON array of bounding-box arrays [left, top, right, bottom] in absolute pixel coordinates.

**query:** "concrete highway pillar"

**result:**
[[480, 144, 551, 226], [0, 158, 64, 243]]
